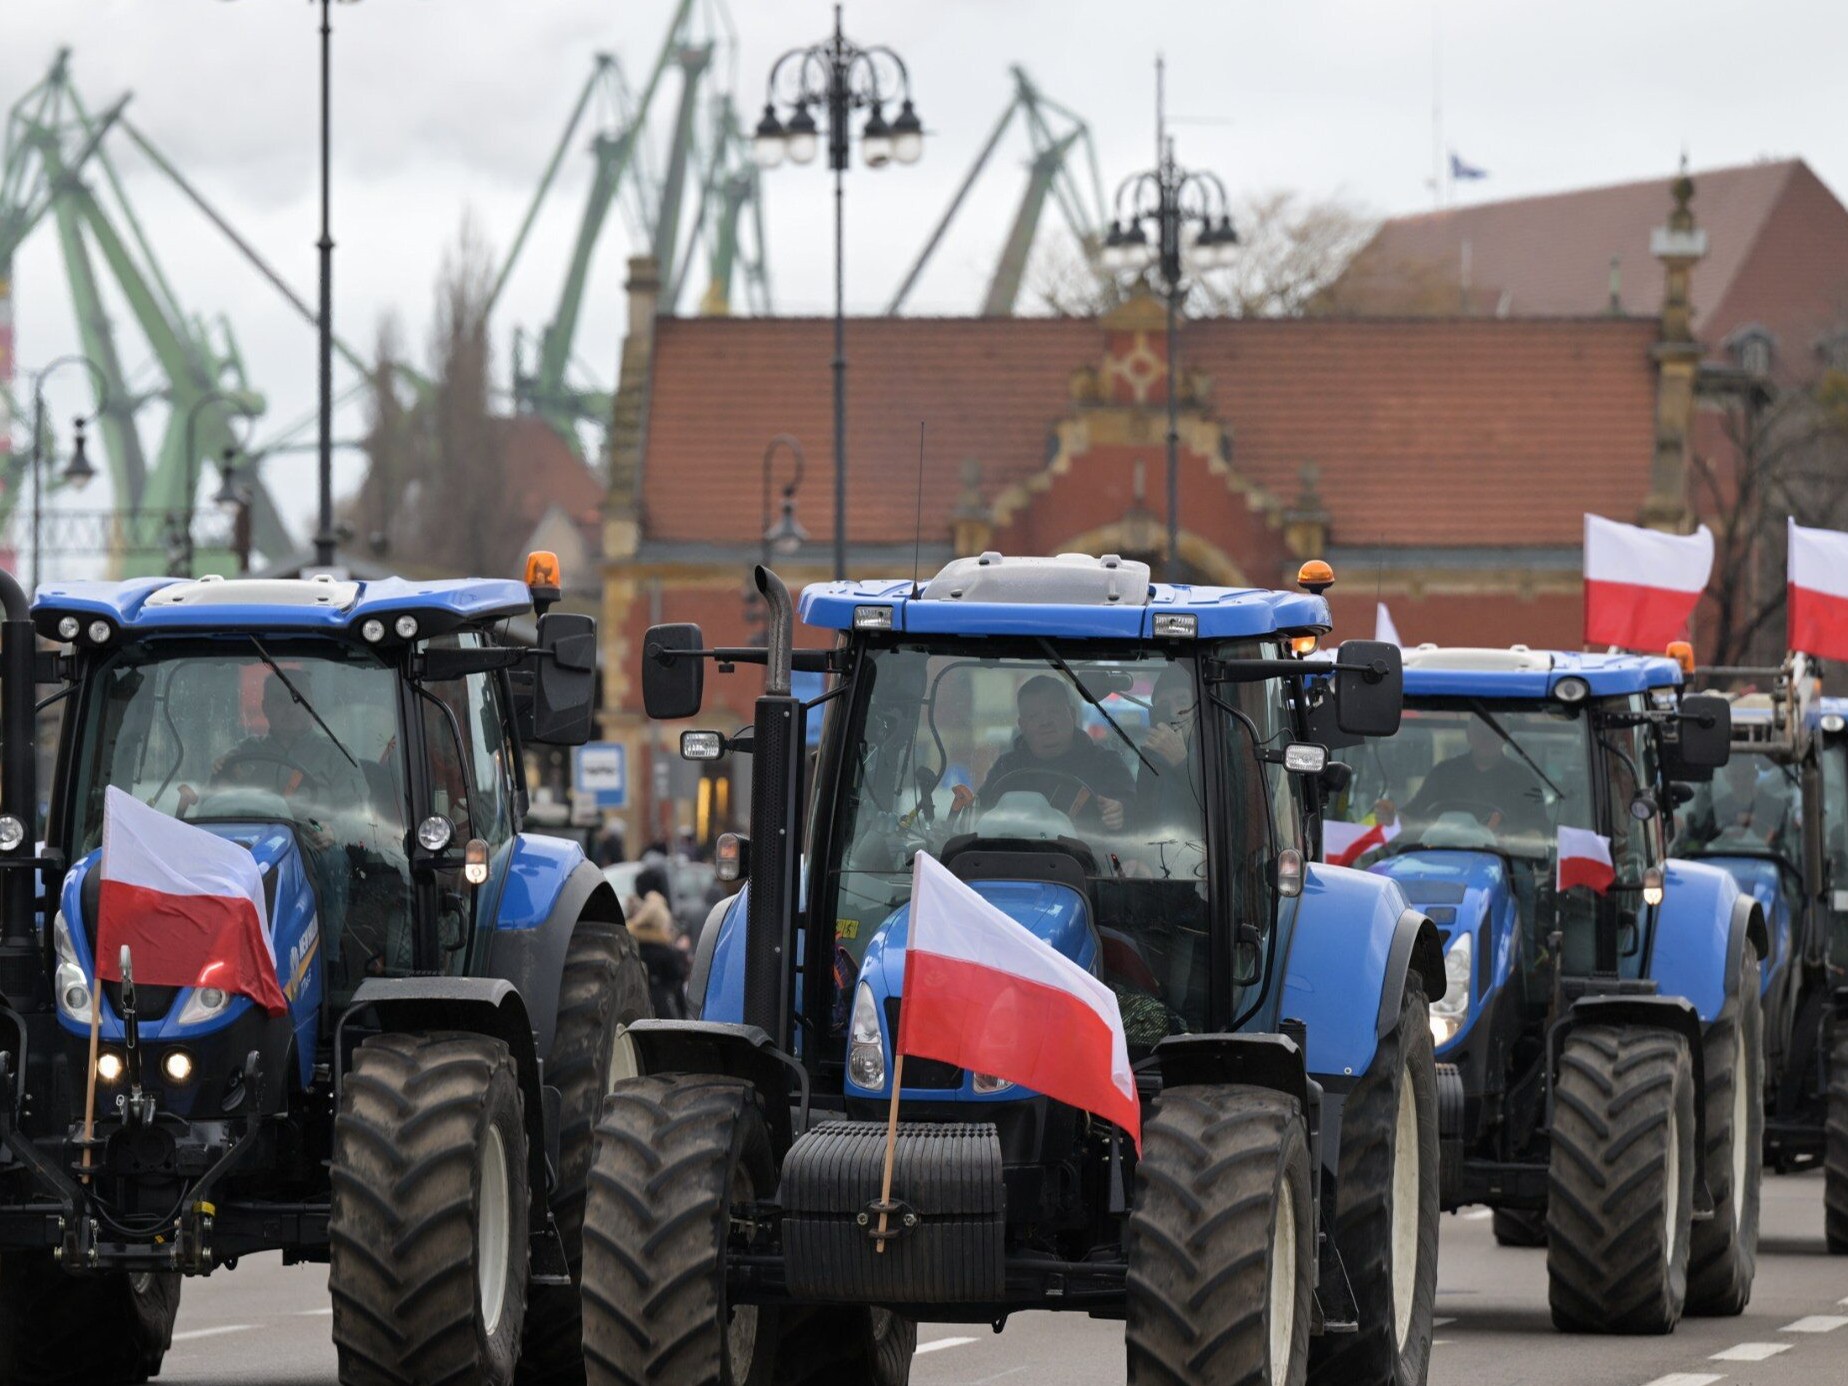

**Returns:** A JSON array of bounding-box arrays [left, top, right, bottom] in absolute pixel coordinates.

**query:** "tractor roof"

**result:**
[[798, 552, 1330, 641], [32, 574, 532, 643], [1401, 645, 1685, 699]]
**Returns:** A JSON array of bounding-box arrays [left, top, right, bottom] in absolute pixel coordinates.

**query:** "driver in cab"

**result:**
[[1376, 714, 1547, 841], [952, 675, 1135, 829]]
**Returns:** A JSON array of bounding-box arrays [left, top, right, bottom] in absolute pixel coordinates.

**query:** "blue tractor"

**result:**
[[583, 553, 1447, 1386], [0, 562, 651, 1385], [1673, 662, 1848, 1249], [1324, 646, 1764, 1332]]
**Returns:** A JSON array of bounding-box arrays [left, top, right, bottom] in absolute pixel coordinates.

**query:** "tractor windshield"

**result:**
[[1674, 750, 1802, 866], [67, 639, 413, 994], [826, 641, 1223, 1042]]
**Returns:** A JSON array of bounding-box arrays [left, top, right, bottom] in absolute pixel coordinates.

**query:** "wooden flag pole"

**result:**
[[874, 1050, 905, 1254], [80, 982, 101, 1180]]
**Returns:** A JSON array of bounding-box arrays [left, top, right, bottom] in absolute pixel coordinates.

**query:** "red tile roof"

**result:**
[[640, 314, 1658, 551], [1332, 160, 1848, 380]]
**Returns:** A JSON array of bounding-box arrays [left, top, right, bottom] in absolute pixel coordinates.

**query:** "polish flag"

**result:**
[[1376, 602, 1404, 648], [899, 852, 1140, 1149], [96, 787, 286, 1014], [1584, 514, 1713, 651], [1324, 819, 1401, 867], [1556, 825, 1615, 895], [1787, 519, 1848, 662]]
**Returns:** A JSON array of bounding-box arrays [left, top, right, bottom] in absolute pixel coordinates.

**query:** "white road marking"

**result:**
[[295, 1307, 334, 1317], [1781, 1314, 1848, 1333], [916, 1336, 978, 1355], [171, 1325, 256, 1342], [1711, 1343, 1790, 1361], [1639, 1375, 1723, 1386], [1434, 1316, 1455, 1327]]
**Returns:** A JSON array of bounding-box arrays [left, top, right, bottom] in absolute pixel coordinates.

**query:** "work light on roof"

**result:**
[[1554, 676, 1590, 704], [853, 605, 894, 631], [360, 619, 385, 643], [1153, 612, 1197, 638], [86, 620, 111, 646], [394, 615, 419, 640], [56, 617, 80, 642]]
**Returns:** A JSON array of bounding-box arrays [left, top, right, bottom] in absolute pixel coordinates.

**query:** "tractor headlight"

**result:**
[[972, 1072, 1014, 1095], [53, 911, 92, 1023], [56, 616, 80, 642], [1429, 931, 1473, 1048], [175, 985, 231, 1027], [847, 982, 886, 1090], [0, 815, 25, 854]]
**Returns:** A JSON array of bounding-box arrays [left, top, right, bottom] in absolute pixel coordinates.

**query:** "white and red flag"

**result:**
[[96, 786, 286, 1014], [1787, 518, 1848, 662], [1583, 514, 1713, 651], [1556, 825, 1616, 895], [1324, 818, 1401, 867], [899, 852, 1141, 1149], [1375, 602, 1404, 648]]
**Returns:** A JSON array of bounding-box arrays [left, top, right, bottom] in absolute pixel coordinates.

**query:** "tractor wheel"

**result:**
[[0, 1257, 180, 1385], [1687, 950, 1764, 1315], [1309, 981, 1439, 1385], [330, 1032, 530, 1386], [1126, 1085, 1312, 1386], [1546, 1024, 1695, 1333], [776, 1306, 917, 1384], [581, 1074, 781, 1386], [516, 916, 652, 1385], [1825, 1027, 1848, 1253], [1491, 1209, 1547, 1247]]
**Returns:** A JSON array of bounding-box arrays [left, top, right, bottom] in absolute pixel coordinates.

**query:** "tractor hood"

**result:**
[[844, 876, 1099, 1103], [1371, 848, 1510, 934]]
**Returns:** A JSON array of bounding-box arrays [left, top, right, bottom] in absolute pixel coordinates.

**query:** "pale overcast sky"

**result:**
[[8, 0, 1847, 559]]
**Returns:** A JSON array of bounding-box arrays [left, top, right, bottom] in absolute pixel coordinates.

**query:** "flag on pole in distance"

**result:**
[[1375, 601, 1403, 648], [898, 852, 1141, 1150], [1583, 514, 1713, 651], [1557, 825, 1615, 895], [96, 786, 287, 1014], [1449, 152, 1490, 181], [1324, 818, 1401, 867], [1788, 518, 1848, 661]]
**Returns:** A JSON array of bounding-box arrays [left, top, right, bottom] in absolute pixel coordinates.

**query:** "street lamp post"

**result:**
[[754, 5, 924, 582], [1101, 59, 1239, 582], [25, 355, 106, 591], [179, 391, 257, 577], [313, 0, 356, 571], [212, 449, 255, 575]]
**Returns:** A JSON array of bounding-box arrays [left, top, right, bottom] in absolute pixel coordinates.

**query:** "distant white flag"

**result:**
[[1375, 602, 1403, 647]]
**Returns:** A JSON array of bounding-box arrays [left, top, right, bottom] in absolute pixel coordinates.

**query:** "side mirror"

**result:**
[[642, 623, 705, 720], [527, 612, 598, 745], [1666, 693, 1731, 773], [1333, 639, 1403, 738]]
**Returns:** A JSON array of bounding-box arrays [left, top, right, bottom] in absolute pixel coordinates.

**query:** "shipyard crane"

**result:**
[[887, 66, 1107, 316]]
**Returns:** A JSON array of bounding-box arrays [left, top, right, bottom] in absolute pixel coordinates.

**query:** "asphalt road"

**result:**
[[158, 1170, 1848, 1385]]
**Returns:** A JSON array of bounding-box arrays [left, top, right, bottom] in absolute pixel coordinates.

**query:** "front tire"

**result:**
[[516, 916, 652, 1385], [1687, 950, 1764, 1314], [330, 1032, 531, 1386], [1546, 1024, 1695, 1334], [776, 1306, 917, 1385], [0, 1259, 180, 1385], [1825, 1027, 1848, 1253], [1491, 1209, 1547, 1247], [1126, 1085, 1312, 1386], [582, 1074, 781, 1386], [1309, 983, 1440, 1386]]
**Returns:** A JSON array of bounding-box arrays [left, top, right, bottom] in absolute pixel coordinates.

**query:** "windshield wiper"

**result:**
[[248, 636, 359, 770], [1035, 639, 1160, 779], [1468, 699, 1564, 801]]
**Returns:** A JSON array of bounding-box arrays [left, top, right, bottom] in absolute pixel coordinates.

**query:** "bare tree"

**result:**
[[1024, 189, 1378, 319]]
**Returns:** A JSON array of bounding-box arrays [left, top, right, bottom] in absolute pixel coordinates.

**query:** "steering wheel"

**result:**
[[980, 767, 1097, 820], [1415, 797, 1507, 827], [214, 749, 327, 795]]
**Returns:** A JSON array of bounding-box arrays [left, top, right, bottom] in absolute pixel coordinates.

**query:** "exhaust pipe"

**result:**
[[743, 566, 802, 1046], [0, 568, 38, 1001]]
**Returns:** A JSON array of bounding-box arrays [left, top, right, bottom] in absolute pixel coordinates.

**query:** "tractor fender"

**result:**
[[1551, 992, 1713, 1217], [686, 888, 746, 1022], [1284, 864, 1445, 1081], [1151, 1031, 1309, 1114], [339, 977, 553, 1218], [1648, 859, 1767, 1024], [486, 843, 622, 1059], [625, 1018, 801, 1152]]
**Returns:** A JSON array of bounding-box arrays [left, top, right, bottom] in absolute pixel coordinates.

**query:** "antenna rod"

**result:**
[[911, 421, 927, 595]]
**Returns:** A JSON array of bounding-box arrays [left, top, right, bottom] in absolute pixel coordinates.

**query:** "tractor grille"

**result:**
[[884, 998, 963, 1089]]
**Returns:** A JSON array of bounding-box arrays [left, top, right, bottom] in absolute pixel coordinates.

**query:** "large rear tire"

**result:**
[[1687, 950, 1764, 1314], [330, 1032, 530, 1386], [1309, 982, 1440, 1386], [516, 916, 652, 1385], [1546, 1024, 1694, 1334], [582, 1074, 781, 1386], [0, 1259, 179, 1385], [1827, 1028, 1848, 1253], [1126, 1085, 1312, 1386]]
